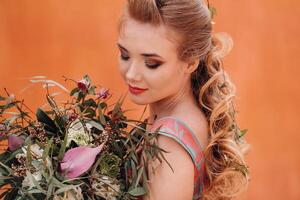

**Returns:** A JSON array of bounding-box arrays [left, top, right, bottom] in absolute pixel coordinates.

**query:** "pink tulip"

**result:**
[[8, 135, 24, 151], [60, 144, 105, 179]]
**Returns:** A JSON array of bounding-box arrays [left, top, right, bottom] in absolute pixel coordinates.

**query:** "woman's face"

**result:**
[[117, 16, 191, 105]]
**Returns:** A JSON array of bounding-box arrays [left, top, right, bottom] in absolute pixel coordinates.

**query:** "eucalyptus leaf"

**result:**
[[26, 171, 47, 194], [87, 120, 104, 131], [128, 186, 146, 196]]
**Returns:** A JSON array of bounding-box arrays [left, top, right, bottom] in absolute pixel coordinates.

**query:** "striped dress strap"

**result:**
[[150, 116, 206, 200]]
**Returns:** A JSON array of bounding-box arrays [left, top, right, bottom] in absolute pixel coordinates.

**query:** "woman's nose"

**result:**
[[125, 61, 142, 82]]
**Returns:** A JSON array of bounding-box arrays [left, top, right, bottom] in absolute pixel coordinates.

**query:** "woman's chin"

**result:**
[[129, 94, 150, 105]]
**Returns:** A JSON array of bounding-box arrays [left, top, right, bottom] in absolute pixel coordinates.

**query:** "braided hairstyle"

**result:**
[[118, 0, 250, 199]]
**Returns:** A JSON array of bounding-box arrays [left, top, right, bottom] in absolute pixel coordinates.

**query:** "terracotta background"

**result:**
[[0, 0, 299, 199]]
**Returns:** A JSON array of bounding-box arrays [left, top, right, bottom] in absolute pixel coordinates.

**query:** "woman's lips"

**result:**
[[128, 85, 148, 95]]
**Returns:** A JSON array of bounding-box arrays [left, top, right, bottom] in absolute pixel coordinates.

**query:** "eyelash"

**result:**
[[120, 54, 162, 69]]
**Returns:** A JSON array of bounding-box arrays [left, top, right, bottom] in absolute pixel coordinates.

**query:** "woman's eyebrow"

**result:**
[[141, 53, 162, 58], [117, 43, 163, 58]]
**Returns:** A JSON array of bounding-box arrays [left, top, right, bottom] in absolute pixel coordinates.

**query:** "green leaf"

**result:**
[[130, 158, 137, 179], [88, 86, 96, 95], [26, 140, 32, 166], [157, 147, 174, 173], [0, 148, 22, 164], [58, 130, 68, 161], [26, 171, 47, 194], [36, 108, 58, 133], [134, 166, 144, 188], [83, 98, 97, 108], [87, 120, 104, 131], [76, 92, 85, 102], [98, 106, 107, 125], [142, 168, 149, 193], [83, 107, 96, 118], [98, 102, 107, 110], [70, 87, 80, 97], [46, 182, 54, 199], [83, 74, 91, 83], [239, 129, 248, 138], [0, 161, 12, 174], [128, 187, 146, 196], [2, 102, 20, 111], [0, 96, 6, 101], [42, 137, 53, 160]]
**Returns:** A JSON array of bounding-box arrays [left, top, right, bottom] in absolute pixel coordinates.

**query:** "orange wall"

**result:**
[[0, 0, 299, 199]]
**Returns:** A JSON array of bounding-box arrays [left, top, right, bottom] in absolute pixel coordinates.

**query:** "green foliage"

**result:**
[[0, 75, 168, 199]]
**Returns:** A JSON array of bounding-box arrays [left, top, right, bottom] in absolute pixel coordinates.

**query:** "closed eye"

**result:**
[[120, 54, 130, 61], [145, 61, 162, 69], [117, 43, 163, 69]]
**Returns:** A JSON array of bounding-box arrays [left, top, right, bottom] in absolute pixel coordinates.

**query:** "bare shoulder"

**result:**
[[144, 134, 195, 200]]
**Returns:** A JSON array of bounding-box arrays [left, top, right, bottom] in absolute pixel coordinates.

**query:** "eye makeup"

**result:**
[[145, 59, 163, 69], [117, 43, 164, 69]]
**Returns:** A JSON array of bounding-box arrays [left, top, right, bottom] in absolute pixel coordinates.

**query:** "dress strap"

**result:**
[[150, 116, 206, 199], [155, 116, 205, 151]]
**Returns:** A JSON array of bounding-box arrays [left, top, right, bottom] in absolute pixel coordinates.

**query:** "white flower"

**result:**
[[66, 119, 92, 147]]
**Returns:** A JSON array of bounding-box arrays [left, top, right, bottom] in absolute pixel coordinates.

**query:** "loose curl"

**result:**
[[119, 0, 250, 199]]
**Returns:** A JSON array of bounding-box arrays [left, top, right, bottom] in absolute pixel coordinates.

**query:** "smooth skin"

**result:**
[[117, 14, 209, 200]]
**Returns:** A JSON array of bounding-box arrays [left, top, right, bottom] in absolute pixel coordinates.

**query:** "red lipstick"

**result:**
[[128, 84, 148, 95]]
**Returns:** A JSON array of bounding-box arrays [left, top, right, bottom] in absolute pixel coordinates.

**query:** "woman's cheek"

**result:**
[[118, 62, 128, 80]]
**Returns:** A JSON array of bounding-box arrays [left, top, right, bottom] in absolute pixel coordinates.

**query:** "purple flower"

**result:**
[[60, 144, 105, 179], [8, 135, 24, 151], [96, 88, 110, 100], [77, 79, 90, 93]]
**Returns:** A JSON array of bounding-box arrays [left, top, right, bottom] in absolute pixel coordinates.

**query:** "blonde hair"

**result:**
[[118, 0, 250, 199]]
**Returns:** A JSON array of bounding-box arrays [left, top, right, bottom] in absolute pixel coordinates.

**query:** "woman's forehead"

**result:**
[[118, 17, 179, 56]]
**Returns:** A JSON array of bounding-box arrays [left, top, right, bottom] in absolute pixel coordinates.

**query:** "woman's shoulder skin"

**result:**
[[144, 133, 195, 200], [143, 112, 208, 200]]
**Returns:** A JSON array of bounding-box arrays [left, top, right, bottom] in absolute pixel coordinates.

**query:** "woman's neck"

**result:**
[[147, 82, 198, 125]]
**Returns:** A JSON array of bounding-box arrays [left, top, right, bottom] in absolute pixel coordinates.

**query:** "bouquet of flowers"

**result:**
[[0, 75, 170, 200]]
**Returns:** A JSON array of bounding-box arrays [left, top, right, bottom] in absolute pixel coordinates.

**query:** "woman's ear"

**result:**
[[184, 58, 200, 74]]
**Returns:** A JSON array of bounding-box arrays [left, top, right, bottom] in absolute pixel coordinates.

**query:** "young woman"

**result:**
[[117, 0, 250, 199]]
